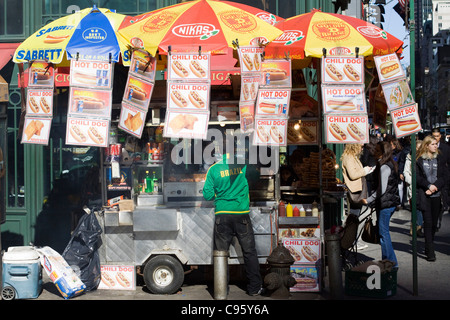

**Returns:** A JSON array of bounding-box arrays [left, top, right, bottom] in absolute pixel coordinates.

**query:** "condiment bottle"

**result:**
[[312, 201, 319, 217], [293, 206, 300, 217], [299, 205, 306, 217], [278, 201, 286, 217], [286, 203, 293, 217]]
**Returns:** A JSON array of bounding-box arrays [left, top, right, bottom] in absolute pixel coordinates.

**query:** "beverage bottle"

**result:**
[[278, 201, 286, 217], [312, 201, 319, 217], [286, 203, 293, 217], [145, 171, 151, 193], [152, 171, 158, 193]]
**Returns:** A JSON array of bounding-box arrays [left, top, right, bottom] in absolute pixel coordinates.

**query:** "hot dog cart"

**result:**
[[98, 120, 279, 294]]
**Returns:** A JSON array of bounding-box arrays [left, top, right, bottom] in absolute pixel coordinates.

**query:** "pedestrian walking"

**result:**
[[416, 135, 448, 261], [364, 141, 400, 267], [361, 135, 379, 195]]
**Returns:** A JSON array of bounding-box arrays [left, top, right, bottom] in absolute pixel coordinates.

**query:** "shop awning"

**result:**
[[0, 43, 20, 70]]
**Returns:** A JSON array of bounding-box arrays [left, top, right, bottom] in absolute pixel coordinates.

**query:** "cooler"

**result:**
[[1, 246, 42, 300]]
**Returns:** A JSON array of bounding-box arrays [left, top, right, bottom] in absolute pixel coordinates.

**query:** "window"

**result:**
[[0, 0, 24, 39]]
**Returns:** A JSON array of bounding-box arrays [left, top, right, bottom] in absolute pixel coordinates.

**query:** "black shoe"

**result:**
[[249, 287, 266, 296], [417, 228, 424, 238], [426, 255, 436, 262]]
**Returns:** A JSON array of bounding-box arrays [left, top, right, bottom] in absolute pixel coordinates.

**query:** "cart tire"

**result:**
[[1, 286, 16, 300], [143, 255, 184, 294]]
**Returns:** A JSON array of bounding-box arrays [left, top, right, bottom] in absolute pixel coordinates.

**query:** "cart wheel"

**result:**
[[143, 255, 184, 294], [1, 286, 16, 300]]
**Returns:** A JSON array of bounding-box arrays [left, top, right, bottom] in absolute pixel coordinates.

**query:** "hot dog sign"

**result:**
[[256, 88, 291, 116], [167, 82, 210, 111], [391, 104, 422, 138], [322, 56, 364, 85], [374, 53, 405, 84], [253, 118, 287, 146], [325, 114, 369, 144], [168, 53, 211, 81], [322, 85, 366, 114]]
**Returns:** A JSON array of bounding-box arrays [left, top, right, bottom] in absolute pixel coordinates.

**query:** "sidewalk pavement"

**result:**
[[11, 209, 450, 303]]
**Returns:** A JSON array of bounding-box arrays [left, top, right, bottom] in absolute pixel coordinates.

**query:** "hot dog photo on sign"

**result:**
[[130, 49, 157, 81], [28, 60, 54, 87], [322, 85, 366, 114], [325, 115, 369, 144], [260, 59, 291, 87], [240, 75, 260, 103], [322, 56, 364, 85], [253, 118, 287, 146], [27, 89, 53, 116], [238, 46, 264, 74], [167, 82, 210, 111], [69, 87, 112, 118], [374, 53, 405, 84], [168, 53, 211, 81], [256, 88, 291, 116], [66, 117, 109, 147], [123, 74, 154, 110], [70, 59, 113, 89], [391, 104, 422, 138]]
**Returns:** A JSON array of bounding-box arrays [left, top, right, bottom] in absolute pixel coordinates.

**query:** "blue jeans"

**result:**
[[214, 214, 262, 294], [378, 207, 398, 267]]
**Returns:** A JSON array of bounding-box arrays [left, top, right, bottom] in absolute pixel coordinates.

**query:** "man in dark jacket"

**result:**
[[432, 129, 450, 227]]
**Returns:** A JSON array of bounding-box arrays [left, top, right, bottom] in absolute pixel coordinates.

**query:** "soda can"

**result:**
[[103, 70, 109, 87], [96, 70, 102, 86], [282, 104, 287, 114], [33, 72, 38, 84], [128, 88, 134, 100], [77, 100, 84, 112], [265, 72, 270, 85], [134, 61, 140, 73]]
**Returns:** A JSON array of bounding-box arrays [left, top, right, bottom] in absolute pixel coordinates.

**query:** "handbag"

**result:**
[[362, 213, 379, 244], [348, 176, 368, 204]]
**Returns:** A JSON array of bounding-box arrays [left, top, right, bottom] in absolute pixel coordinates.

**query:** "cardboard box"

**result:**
[[0, 75, 8, 102]]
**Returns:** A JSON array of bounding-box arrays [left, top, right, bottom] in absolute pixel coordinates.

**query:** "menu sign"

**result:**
[[322, 56, 364, 85], [22, 117, 52, 145], [168, 53, 211, 81], [391, 104, 422, 138], [28, 61, 54, 88], [167, 82, 210, 111], [253, 118, 288, 146], [256, 88, 291, 116], [260, 59, 291, 87], [70, 60, 113, 89], [129, 49, 157, 82], [123, 74, 154, 110], [164, 111, 209, 140], [118, 102, 147, 138], [322, 85, 366, 114], [26, 88, 53, 116], [381, 79, 414, 111], [325, 114, 369, 144], [240, 75, 260, 103], [68, 87, 112, 118], [287, 120, 318, 145], [66, 117, 109, 148], [238, 46, 264, 74], [374, 53, 404, 84], [239, 102, 255, 133]]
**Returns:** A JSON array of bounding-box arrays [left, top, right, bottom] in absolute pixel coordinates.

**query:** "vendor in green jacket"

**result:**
[[203, 152, 264, 296]]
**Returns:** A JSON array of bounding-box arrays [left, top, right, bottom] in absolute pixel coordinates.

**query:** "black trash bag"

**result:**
[[62, 208, 102, 291]]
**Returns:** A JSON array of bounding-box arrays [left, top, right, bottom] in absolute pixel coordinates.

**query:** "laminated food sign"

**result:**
[[239, 102, 255, 133], [253, 118, 288, 146], [322, 85, 366, 114], [167, 82, 210, 111], [118, 102, 147, 138], [22, 60, 54, 145], [381, 78, 414, 111], [325, 114, 369, 144], [374, 53, 405, 84], [70, 60, 113, 89], [260, 59, 292, 87], [168, 53, 211, 81], [256, 88, 291, 116], [238, 46, 264, 74], [164, 111, 210, 140], [99, 265, 135, 290], [391, 103, 422, 138], [66, 117, 109, 148], [322, 56, 364, 85], [240, 74, 260, 104], [129, 49, 157, 82], [123, 74, 154, 111], [287, 120, 318, 145]]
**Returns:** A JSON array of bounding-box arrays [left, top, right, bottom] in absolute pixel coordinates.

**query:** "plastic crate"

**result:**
[[345, 268, 397, 298]]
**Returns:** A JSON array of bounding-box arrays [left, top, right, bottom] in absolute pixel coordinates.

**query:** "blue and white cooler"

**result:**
[[1, 246, 42, 300]]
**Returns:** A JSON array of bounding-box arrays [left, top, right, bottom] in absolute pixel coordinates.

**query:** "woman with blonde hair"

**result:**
[[341, 144, 374, 216], [416, 135, 447, 261]]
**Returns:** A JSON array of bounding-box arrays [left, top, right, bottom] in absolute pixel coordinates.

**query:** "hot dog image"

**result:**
[[189, 60, 206, 78], [287, 246, 302, 261], [242, 53, 254, 70], [325, 64, 343, 81], [31, 67, 51, 81], [69, 125, 87, 143], [72, 71, 97, 85], [327, 99, 355, 111], [101, 272, 115, 288], [347, 123, 365, 141], [380, 60, 400, 79], [170, 90, 188, 108], [287, 126, 301, 143], [301, 245, 319, 262], [292, 273, 317, 290], [242, 83, 250, 100], [133, 56, 153, 73], [40, 97, 51, 113], [188, 91, 205, 109], [73, 96, 105, 110], [259, 102, 277, 114], [299, 126, 315, 142], [250, 83, 257, 99], [262, 68, 287, 81], [29, 96, 40, 113], [171, 60, 189, 77], [127, 84, 147, 101], [253, 53, 260, 70], [329, 123, 347, 141], [269, 125, 283, 143], [43, 34, 69, 43], [88, 126, 104, 144], [115, 272, 131, 288], [343, 64, 360, 81], [256, 125, 269, 142], [396, 117, 419, 131]]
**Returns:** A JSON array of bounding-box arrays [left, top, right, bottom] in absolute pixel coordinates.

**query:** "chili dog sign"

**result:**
[[168, 53, 211, 81], [325, 114, 369, 144], [322, 85, 366, 114], [322, 56, 364, 85], [391, 104, 422, 138], [167, 82, 210, 111], [27, 88, 53, 116], [66, 117, 109, 147], [238, 46, 264, 74], [253, 118, 287, 146]]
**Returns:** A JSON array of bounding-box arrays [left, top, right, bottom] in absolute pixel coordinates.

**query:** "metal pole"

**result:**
[[409, 0, 418, 296], [213, 250, 229, 300]]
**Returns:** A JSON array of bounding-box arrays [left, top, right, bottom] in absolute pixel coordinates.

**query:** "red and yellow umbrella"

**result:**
[[118, 0, 284, 56], [264, 9, 404, 60]]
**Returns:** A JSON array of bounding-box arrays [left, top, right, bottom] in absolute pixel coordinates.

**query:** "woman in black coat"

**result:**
[[416, 135, 447, 261]]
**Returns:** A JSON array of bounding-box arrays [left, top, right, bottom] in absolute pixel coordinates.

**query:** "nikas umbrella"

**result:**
[[13, 6, 131, 66], [117, 0, 284, 56], [264, 9, 403, 60]]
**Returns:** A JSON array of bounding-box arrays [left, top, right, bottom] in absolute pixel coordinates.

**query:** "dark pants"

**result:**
[[214, 214, 262, 294], [422, 196, 441, 255]]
